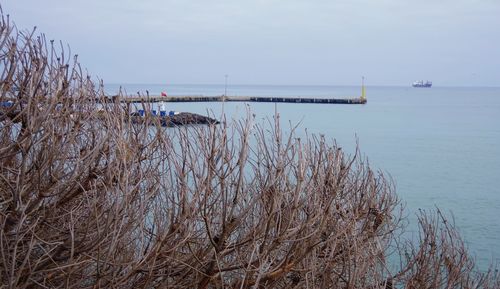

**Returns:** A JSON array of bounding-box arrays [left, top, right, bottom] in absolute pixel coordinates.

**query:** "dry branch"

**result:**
[[1, 9, 498, 289]]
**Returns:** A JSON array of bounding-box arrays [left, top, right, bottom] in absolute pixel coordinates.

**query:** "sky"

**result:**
[[2, 0, 500, 86]]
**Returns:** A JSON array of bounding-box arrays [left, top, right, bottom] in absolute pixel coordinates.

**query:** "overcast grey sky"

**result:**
[[2, 0, 499, 86]]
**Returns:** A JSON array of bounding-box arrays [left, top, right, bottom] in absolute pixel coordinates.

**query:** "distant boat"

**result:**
[[412, 80, 432, 88]]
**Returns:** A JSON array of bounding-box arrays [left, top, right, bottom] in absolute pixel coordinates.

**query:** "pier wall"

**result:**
[[117, 95, 366, 104]]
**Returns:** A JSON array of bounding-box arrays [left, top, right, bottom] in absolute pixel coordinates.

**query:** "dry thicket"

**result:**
[[1, 10, 499, 289]]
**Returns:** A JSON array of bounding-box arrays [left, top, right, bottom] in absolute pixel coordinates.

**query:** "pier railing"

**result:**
[[113, 95, 367, 104]]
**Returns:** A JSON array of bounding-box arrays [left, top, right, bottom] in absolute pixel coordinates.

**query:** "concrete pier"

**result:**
[[114, 95, 367, 104]]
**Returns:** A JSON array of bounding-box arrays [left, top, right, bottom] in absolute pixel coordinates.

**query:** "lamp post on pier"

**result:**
[[224, 74, 228, 99], [221, 74, 229, 116]]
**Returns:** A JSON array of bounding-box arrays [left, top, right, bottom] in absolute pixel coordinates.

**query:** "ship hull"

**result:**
[[412, 80, 432, 88]]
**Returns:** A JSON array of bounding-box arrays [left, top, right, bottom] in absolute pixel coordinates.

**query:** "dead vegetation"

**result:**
[[1, 10, 498, 289]]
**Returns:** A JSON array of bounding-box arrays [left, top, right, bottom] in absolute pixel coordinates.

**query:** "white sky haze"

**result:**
[[2, 0, 499, 86]]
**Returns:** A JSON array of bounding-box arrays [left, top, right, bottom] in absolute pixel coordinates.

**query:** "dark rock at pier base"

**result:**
[[129, 112, 219, 127], [164, 112, 220, 126]]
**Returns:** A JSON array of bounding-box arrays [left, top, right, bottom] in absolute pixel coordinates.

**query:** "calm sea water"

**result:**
[[106, 83, 500, 268]]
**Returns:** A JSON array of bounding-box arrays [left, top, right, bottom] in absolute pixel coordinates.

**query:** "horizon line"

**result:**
[[103, 82, 500, 88]]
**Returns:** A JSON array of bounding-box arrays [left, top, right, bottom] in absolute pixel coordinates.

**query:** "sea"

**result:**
[[105, 83, 500, 269]]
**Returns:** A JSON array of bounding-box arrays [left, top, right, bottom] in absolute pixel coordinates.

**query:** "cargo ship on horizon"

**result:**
[[412, 80, 432, 88]]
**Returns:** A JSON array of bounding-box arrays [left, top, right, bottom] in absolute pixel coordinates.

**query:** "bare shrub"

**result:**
[[1, 10, 498, 289], [393, 210, 499, 288]]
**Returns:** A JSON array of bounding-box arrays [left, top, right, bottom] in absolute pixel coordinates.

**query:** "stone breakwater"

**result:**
[[129, 112, 219, 127], [114, 95, 367, 105]]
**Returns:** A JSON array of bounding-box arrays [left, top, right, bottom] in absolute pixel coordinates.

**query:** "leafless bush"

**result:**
[[392, 210, 499, 288], [1, 9, 498, 289]]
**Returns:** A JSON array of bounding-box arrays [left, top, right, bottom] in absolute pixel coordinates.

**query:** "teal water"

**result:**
[[106, 84, 500, 268]]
